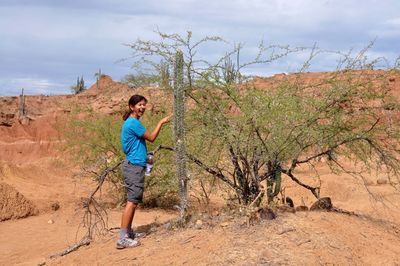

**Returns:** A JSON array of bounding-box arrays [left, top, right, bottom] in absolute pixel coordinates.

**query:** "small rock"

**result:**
[[310, 197, 332, 211], [195, 220, 203, 229], [285, 197, 294, 207], [259, 207, 277, 220], [51, 202, 60, 211], [37, 258, 46, 266], [377, 178, 388, 185], [212, 210, 219, 217], [19, 116, 30, 125], [47, 219, 54, 224], [220, 222, 230, 227]]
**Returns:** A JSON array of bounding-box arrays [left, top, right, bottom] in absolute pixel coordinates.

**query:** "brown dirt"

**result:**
[[0, 182, 38, 221], [1, 72, 400, 265]]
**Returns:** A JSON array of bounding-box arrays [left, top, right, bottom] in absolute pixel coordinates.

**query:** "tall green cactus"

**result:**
[[267, 164, 282, 203], [173, 50, 188, 221]]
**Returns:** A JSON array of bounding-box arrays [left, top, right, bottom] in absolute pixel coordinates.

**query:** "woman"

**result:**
[[117, 94, 171, 249]]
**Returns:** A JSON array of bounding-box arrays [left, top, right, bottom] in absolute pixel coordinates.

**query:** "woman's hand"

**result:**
[[143, 114, 173, 143], [160, 114, 173, 125]]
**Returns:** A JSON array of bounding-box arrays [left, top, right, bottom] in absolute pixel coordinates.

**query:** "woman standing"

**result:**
[[118, 94, 171, 249]]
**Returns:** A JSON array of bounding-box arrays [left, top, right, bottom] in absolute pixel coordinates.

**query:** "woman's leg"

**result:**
[[116, 201, 140, 249], [120, 201, 137, 236], [117, 162, 143, 248]]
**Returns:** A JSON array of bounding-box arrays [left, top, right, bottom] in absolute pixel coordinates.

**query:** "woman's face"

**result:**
[[130, 99, 147, 118]]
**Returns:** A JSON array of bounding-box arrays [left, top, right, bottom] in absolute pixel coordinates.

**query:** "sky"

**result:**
[[0, 0, 399, 96]]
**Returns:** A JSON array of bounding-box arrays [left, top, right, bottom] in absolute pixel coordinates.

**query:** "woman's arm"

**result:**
[[142, 114, 172, 143]]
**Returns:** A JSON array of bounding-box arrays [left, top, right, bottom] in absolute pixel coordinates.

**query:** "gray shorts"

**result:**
[[122, 160, 145, 204]]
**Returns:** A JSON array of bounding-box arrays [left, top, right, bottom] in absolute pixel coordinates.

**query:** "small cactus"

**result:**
[[71, 76, 86, 94], [19, 88, 26, 117]]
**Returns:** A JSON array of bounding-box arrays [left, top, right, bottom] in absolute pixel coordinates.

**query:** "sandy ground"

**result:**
[[44, 211, 400, 266], [2, 151, 400, 266], [0, 205, 177, 266]]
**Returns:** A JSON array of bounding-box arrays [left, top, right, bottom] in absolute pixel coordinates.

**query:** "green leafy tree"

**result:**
[[189, 68, 400, 205], [127, 31, 400, 208]]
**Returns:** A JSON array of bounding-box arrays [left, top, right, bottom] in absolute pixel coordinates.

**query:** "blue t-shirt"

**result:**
[[121, 117, 147, 167]]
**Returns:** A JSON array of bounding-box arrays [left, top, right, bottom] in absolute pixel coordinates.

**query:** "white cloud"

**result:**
[[0, 77, 70, 96], [10, 78, 61, 89], [0, 0, 399, 95]]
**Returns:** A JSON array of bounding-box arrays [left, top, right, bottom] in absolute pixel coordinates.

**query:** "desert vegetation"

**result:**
[[126, 31, 400, 208], [2, 32, 400, 265], [70, 76, 86, 94], [61, 31, 400, 234]]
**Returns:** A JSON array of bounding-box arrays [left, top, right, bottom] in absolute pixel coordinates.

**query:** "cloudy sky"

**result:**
[[0, 0, 399, 96]]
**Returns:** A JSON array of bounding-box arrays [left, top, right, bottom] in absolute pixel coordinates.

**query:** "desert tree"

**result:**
[[125, 30, 226, 92], [126, 31, 310, 206], [126, 31, 400, 207], [187, 49, 400, 205]]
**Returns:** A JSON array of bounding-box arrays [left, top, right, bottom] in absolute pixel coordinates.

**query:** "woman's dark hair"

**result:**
[[122, 94, 148, 120]]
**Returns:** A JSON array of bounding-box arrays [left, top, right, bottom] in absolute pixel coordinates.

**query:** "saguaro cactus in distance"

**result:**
[[173, 50, 188, 221], [19, 88, 26, 117]]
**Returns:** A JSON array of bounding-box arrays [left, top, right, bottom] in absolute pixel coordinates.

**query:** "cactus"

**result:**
[[79, 76, 85, 91], [72, 76, 86, 94], [96, 69, 102, 90], [19, 88, 26, 117], [173, 50, 188, 221], [223, 55, 236, 84], [267, 162, 282, 204]]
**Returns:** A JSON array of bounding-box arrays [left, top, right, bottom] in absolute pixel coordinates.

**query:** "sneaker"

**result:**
[[128, 230, 146, 239], [116, 237, 140, 249]]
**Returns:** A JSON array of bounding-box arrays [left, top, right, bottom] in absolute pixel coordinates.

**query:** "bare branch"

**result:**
[[281, 169, 320, 199]]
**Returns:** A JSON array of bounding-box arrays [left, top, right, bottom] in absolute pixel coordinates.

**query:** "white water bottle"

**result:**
[[145, 153, 154, 176]]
